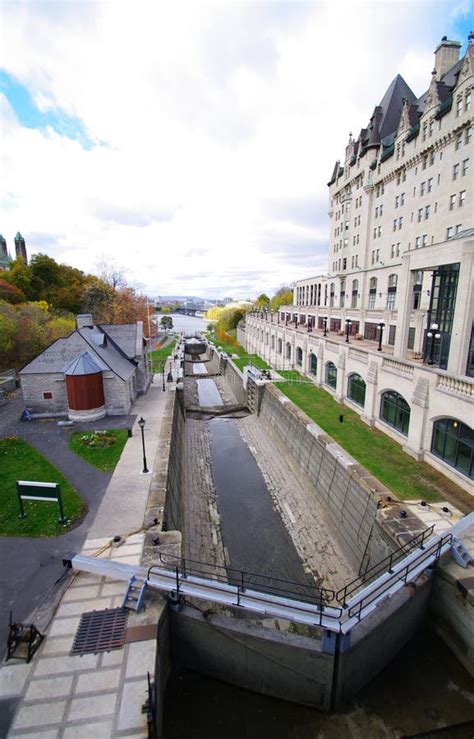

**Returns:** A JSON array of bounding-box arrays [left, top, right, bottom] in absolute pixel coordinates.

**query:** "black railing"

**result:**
[[346, 532, 452, 621], [336, 526, 435, 605], [152, 554, 336, 607]]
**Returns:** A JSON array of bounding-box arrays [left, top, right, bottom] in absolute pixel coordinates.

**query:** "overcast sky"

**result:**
[[0, 1, 471, 300]]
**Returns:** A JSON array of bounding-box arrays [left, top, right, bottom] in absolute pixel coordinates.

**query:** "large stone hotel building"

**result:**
[[244, 36, 473, 493]]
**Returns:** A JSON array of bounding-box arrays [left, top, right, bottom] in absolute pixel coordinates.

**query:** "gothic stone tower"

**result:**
[[14, 232, 27, 264]]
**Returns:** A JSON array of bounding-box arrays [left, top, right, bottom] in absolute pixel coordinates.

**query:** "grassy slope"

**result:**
[[0, 437, 87, 536], [68, 429, 129, 472], [275, 371, 467, 503], [149, 337, 178, 366], [207, 332, 269, 371]]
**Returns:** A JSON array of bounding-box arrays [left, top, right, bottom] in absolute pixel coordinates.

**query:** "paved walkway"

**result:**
[[0, 373, 175, 739]]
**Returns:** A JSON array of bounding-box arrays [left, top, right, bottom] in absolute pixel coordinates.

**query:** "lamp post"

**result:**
[[377, 322, 385, 352], [167, 358, 173, 382], [161, 361, 166, 391], [322, 316, 328, 337], [427, 322, 441, 364], [345, 319, 352, 343], [138, 417, 149, 474]]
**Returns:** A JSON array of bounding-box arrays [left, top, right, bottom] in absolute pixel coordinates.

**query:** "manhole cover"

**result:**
[[71, 608, 129, 656]]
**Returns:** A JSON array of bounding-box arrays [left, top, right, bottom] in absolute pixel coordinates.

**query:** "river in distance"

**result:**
[[154, 312, 209, 335]]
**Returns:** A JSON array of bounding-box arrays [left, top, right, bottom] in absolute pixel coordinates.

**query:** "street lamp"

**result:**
[[427, 322, 441, 364], [167, 358, 173, 382], [345, 319, 352, 343], [322, 316, 328, 337], [160, 361, 166, 391], [138, 417, 149, 474], [377, 322, 385, 352]]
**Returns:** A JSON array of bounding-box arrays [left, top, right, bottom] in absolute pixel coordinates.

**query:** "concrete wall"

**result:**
[[257, 382, 395, 572], [334, 573, 432, 708], [163, 387, 186, 532], [170, 605, 334, 711], [154, 607, 171, 739], [222, 358, 248, 406], [102, 372, 134, 415]]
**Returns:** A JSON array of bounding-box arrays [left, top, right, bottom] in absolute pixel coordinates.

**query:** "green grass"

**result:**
[[233, 355, 270, 371], [275, 371, 447, 502], [149, 337, 178, 367], [0, 437, 87, 537], [68, 429, 129, 472], [206, 332, 269, 371]]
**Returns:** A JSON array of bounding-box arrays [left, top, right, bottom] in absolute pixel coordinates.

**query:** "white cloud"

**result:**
[[0, 0, 469, 299]]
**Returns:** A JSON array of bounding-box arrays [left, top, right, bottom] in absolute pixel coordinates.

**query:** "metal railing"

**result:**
[[336, 526, 435, 605], [344, 532, 452, 622], [153, 554, 336, 607]]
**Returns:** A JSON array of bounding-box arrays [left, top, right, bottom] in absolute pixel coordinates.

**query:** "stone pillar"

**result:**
[[404, 376, 430, 460], [447, 246, 474, 376], [335, 351, 346, 402], [361, 361, 378, 426], [394, 255, 416, 358]]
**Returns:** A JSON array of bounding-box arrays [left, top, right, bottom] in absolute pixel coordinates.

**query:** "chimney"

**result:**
[[76, 313, 94, 329], [434, 37, 461, 80]]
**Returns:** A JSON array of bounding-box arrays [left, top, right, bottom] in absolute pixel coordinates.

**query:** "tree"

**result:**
[[255, 293, 270, 308], [160, 315, 173, 332], [270, 286, 293, 311], [95, 256, 126, 291], [0, 278, 25, 304]]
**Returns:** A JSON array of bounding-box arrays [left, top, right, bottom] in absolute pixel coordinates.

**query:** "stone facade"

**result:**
[[244, 36, 473, 493]]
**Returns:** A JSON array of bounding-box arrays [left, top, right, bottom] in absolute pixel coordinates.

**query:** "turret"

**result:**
[[14, 232, 27, 264]]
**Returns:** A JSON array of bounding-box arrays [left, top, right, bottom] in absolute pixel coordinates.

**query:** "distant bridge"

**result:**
[[176, 308, 206, 317]]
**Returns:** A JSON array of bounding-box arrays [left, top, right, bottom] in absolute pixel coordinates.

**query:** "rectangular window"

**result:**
[[462, 158, 469, 176], [342, 258, 347, 270], [371, 250, 375, 265], [379, 204, 383, 216], [466, 126, 473, 145], [447, 227, 453, 240], [422, 234, 428, 247], [422, 155, 428, 170], [415, 236, 421, 248], [429, 120, 434, 137], [456, 96, 463, 116], [455, 224, 462, 235], [427, 178, 433, 193], [420, 181, 426, 195], [418, 207, 423, 222], [401, 192, 405, 205], [393, 219, 397, 232], [455, 132, 463, 150], [373, 227, 377, 238], [459, 190, 466, 207], [396, 243, 400, 257], [466, 91, 471, 111], [398, 217, 403, 229], [376, 249, 379, 262], [395, 196, 399, 208], [43, 392, 53, 400], [378, 226, 381, 237], [429, 150, 435, 166], [450, 193, 456, 210], [391, 244, 395, 258], [425, 205, 430, 219], [453, 163, 460, 180]]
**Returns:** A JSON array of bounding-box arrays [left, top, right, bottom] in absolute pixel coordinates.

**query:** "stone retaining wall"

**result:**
[[163, 387, 186, 532], [257, 382, 395, 572]]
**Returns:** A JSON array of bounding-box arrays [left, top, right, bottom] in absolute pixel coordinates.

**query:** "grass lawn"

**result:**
[[68, 429, 129, 472], [149, 337, 178, 368], [207, 332, 270, 371], [275, 371, 455, 503], [0, 437, 87, 537]]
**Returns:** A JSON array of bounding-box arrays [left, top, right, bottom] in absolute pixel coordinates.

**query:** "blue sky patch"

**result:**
[[0, 69, 95, 150]]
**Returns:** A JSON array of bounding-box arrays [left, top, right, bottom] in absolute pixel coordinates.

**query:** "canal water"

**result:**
[[197, 374, 313, 595], [155, 313, 208, 334]]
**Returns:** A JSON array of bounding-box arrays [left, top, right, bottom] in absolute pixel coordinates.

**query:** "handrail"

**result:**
[[336, 525, 435, 605], [154, 553, 336, 606], [345, 532, 452, 621]]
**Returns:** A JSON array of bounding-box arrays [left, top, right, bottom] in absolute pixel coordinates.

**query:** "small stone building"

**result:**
[[20, 314, 151, 419]]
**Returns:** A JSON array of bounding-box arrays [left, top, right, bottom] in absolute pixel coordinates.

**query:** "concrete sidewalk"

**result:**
[[0, 371, 177, 739]]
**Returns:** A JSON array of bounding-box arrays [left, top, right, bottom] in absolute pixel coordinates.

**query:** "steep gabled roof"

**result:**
[[377, 74, 418, 139]]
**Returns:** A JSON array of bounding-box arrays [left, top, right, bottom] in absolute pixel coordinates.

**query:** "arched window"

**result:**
[[386, 274, 398, 309], [271, 335, 275, 350], [347, 374, 366, 407], [368, 276, 377, 309], [286, 342, 292, 360], [380, 390, 410, 435], [296, 347, 303, 367], [278, 338, 282, 354], [325, 362, 337, 389], [309, 353, 317, 376], [431, 419, 474, 479], [351, 279, 359, 308], [265, 332, 269, 345]]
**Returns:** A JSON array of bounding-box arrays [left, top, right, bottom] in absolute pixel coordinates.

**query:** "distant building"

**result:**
[[14, 232, 27, 264], [20, 314, 151, 420], [0, 232, 28, 270], [0, 235, 12, 271], [246, 35, 473, 493]]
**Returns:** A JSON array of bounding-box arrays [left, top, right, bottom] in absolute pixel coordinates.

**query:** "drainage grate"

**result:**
[[71, 608, 129, 656]]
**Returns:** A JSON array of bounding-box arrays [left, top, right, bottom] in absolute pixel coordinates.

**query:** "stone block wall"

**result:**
[[222, 359, 248, 406], [258, 383, 395, 572], [20, 373, 68, 416], [102, 373, 134, 415], [163, 387, 186, 532]]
